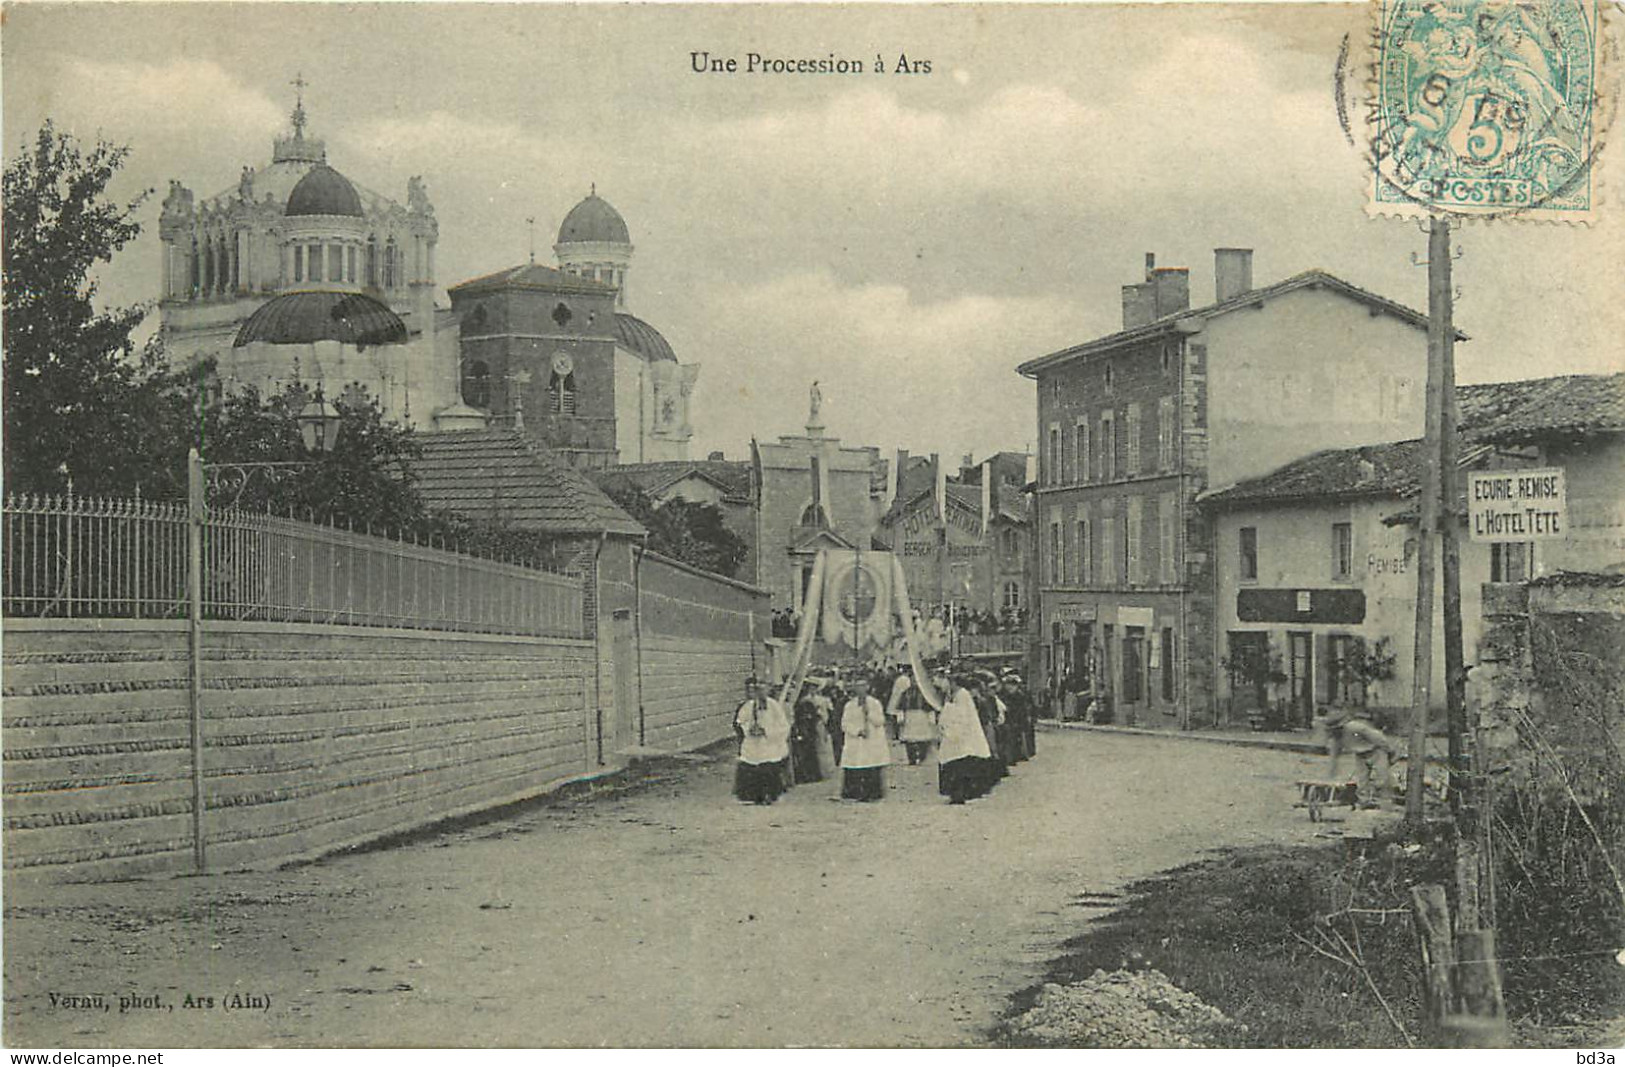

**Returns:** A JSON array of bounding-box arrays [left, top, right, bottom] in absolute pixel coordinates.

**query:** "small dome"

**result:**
[[613, 312, 676, 363], [558, 192, 630, 245], [285, 164, 364, 218], [234, 291, 407, 348]]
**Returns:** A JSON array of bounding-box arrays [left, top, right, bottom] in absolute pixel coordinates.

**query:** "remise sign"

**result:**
[[1468, 467, 1567, 543]]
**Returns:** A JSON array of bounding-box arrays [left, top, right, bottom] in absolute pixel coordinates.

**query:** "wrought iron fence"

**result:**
[[2, 493, 585, 639]]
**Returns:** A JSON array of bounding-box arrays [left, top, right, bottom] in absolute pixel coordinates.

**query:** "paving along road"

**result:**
[[5, 730, 1342, 1048]]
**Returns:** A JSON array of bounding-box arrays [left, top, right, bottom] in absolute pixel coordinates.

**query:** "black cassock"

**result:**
[[790, 699, 825, 784]]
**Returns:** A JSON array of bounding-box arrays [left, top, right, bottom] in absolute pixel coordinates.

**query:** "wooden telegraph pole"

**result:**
[[1437, 220, 1469, 829], [1406, 218, 1450, 827]]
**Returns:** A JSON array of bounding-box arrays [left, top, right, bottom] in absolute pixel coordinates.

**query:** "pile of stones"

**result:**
[[1007, 968, 1243, 1048]]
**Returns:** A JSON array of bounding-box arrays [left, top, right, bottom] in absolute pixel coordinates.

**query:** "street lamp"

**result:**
[[184, 394, 342, 872], [298, 395, 343, 455]]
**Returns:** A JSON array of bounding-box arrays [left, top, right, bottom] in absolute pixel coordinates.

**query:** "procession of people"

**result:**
[[733, 661, 1037, 807]]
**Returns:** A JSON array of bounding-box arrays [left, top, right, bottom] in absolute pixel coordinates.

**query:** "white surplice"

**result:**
[[839, 695, 890, 769], [736, 697, 790, 765]]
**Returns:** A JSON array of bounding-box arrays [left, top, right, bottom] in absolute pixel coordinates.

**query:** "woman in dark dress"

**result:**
[[790, 685, 826, 784]]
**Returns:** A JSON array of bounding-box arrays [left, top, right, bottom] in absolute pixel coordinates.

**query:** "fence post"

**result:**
[[187, 449, 208, 873]]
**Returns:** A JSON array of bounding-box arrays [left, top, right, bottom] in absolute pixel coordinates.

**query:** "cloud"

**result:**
[[55, 56, 283, 146], [680, 270, 1089, 460]]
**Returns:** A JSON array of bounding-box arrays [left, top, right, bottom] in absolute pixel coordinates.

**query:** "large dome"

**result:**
[[234, 291, 407, 348], [613, 312, 676, 363], [557, 192, 630, 245], [285, 164, 364, 218]]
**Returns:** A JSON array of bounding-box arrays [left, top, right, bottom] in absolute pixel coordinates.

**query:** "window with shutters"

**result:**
[[1160, 493, 1177, 584], [462, 361, 491, 409], [1491, 542, 1531, 582], [1332, 522, 1354, 580], [1158, 395, 1176, 471], [1101, 505, 1118, 588], [1050, 519, 1064, 585], [1100, 411, 1116, 481], [1047, 424, 1061, 486], [1127, 496, 1144, 586], [1075, 509, 1088, 585], [549, 371, 576, 415], [1003, 581, 1022, 610], [1125, 403, 1141, 476], [1075, 418, 1089, 485], [1079, 506, 1092, 581], [1239, 526, 1258, 581]]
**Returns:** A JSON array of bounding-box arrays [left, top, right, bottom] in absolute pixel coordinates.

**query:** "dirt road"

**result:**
[[4, 729, 1335, 1047]]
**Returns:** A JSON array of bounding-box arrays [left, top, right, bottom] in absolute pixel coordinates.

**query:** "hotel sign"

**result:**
[[1469, 468, 1566, 543], [1237, 588, 1366, 624]]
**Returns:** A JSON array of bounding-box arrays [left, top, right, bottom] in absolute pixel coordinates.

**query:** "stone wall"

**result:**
[[3, 619, 597, 881], [1471, 578, 1625, 789], [631, 552, 771, 753]]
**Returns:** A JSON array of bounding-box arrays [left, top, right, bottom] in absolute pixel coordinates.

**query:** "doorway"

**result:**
[[1288, 631, 1313, 728], [611, 609, 638, 761]]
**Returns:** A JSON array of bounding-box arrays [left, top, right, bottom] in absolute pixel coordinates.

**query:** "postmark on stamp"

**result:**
[[1368, 0, 1607, 222]]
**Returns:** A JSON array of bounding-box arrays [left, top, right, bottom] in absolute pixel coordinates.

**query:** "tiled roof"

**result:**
[[589, 460, 752, 502], [1202, 373, 1623, 510], [448, 262, 615, 297], [412, 429, 644, 537], [1458, 373, 1625, 442], [1201, 439, 1429, 508], [1017, 269, 1458, 377]]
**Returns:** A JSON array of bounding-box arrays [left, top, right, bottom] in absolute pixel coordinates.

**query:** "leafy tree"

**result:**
[[199, 383, 427, 533], [3, 121, 161, 496], [605, 486, 749, 578]]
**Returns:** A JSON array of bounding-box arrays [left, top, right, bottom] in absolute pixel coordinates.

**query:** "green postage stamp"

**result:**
[[1370, 0, 1608, 221]]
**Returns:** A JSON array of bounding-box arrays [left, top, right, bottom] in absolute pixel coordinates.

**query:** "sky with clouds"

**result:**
[[4, 3, 1620, 465]]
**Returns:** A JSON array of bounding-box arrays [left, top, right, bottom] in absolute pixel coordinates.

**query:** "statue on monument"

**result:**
[[809, 380, 823, 426]]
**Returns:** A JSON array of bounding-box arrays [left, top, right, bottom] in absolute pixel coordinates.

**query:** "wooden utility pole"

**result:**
[[1436, 218, 1469, 829], [1406, 219, 1449, 827]]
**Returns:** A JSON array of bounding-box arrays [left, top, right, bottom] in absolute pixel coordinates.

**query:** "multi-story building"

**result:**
[[1016, 249, 1443, 727], [876, 451, 1033, 619], [1199, 373, 1624, 727]]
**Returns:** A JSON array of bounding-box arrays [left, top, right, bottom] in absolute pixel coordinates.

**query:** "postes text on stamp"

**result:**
[[1370, 0, 1603, 221]]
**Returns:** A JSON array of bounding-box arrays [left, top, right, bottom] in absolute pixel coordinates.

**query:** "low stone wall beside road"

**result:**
[[633, 552, 770, 754], [3, 619, 596, 881]]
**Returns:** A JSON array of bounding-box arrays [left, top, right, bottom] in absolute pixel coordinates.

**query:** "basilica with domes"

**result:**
[[157, 89, 697, 466]]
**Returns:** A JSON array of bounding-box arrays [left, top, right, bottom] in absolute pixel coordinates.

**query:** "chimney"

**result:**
[[1151, 267, 1190, 319], [1144, 251, 1156, 280], [961, 453, 975, 480], [1122, 282, 1157, 329], [1214, 248, 1254, 303]]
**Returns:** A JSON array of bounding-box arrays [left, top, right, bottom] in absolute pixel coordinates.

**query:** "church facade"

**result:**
[[158, 93, 456, 427], [449, 193, 698, 469]]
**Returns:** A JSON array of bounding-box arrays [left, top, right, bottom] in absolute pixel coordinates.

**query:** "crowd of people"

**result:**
[[732, 663, 1038, 807], [767, 604, 1030, 645]]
